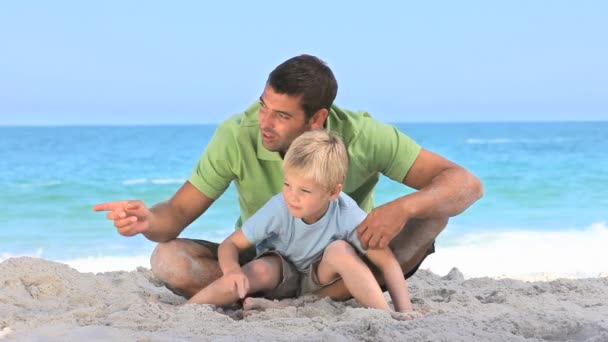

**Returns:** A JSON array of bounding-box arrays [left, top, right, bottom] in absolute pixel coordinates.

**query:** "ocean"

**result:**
[[1, 122, 607, 279]]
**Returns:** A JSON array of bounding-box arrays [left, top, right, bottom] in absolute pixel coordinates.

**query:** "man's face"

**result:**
[[258, 85, 312, 154]]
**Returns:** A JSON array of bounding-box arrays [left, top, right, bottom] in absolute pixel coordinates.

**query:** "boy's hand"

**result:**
[[223, 269, 250, 299], [93, 200, 151, 236]]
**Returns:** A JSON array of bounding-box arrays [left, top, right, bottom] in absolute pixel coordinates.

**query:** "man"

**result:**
[[93, 54, 483, 300]]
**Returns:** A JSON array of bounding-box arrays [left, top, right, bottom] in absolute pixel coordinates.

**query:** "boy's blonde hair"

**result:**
[[283, 129, 348, 191]]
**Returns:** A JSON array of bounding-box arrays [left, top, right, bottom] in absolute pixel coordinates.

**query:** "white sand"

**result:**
[[1, 257, 607, 341]]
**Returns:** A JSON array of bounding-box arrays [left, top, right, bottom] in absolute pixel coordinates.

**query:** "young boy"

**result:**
[[187, 130, 415, 317]]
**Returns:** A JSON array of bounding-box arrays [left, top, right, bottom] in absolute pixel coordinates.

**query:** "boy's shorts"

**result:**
[[189, 238, 435, 297], [254, 250, 342, 299]]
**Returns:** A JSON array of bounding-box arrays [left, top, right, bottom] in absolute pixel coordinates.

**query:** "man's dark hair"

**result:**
[[267, 54, 338, 119]]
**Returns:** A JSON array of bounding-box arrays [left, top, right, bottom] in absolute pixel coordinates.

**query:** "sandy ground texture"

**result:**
[[1, 257, 607, 341]]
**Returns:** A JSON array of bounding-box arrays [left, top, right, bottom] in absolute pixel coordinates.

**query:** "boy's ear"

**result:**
[[328, 183, 342, 199]]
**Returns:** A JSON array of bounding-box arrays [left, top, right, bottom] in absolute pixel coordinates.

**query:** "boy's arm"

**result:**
[[215, 229, 255, 299], [218, 229, 253, 275], [366, 247, 413, 312]]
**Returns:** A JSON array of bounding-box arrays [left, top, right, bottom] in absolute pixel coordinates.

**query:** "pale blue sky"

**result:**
[[1, 1, 606, 125]]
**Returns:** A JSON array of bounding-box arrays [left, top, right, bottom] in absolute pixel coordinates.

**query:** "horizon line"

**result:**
[[1, 118, 607, 128]]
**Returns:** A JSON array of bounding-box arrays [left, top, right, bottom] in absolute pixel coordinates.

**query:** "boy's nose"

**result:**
[[286, 189, 298, 202]]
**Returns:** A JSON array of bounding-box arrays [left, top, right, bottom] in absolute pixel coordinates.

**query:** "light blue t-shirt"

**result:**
[[241, 192, 367, 272]]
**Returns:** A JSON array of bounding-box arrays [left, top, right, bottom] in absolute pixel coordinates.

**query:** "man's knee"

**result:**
[[389, 216, 448, 271], [150, 239, 217, 284], [243, 258, 280, 288], [150, 240, 183, 281], [407, 216, 449, 237], [149, 239, 221, 298], [391, 217, 448, 250]]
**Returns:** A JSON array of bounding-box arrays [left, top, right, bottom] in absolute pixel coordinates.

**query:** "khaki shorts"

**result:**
[[300, 258, 342, 295], [189, 239, 436, 298], [190, 238, 435, 282], [254, 251, 342, 299], [189, 239, 257, 265], [258, 242, 436, 297]]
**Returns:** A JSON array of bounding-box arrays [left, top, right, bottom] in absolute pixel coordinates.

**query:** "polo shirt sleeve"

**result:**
[[360, 118, 421, 183], [241, 194, 286, 245], [188, 123, 237, 200]]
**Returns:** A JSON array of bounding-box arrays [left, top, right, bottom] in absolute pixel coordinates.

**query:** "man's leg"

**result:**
[[316, 216, 448, 300], [150, 238, 255, 298]]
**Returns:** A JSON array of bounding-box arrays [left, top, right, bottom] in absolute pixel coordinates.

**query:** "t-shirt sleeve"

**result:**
[[346, 229, 367, 255], [188, 123, 237, 200], [340, 196, 369, 255], [241, 194, 286, 245], [360, 118, 422, 183]]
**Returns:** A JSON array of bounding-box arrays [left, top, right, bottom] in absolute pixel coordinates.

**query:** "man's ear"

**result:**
[[308, 108, 329, 130], [328, 183, 342, 200]]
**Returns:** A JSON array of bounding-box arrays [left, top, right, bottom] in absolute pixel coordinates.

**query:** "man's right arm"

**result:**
[[142, 181, 215, 242]]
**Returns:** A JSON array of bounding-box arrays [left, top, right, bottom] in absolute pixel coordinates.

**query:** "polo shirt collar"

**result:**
[[325, 106, 336, 131]]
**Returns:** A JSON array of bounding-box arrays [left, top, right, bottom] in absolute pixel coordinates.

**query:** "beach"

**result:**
[[1, 257, 607, 341], [1, 123, 607, 340], [2, 1, 607, 339]]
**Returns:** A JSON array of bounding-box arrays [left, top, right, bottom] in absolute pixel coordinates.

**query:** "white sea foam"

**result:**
[[424, 222, 608, 281], [465, 138, 514, 144], [150, 178, 184, 185], [60, 255, 152, 273], [122, 178, 147, 185], [3, 223, 606, 280], [16, 180, 63, 188], [1, 249, 43, 262], [465, 137, 569, 145], [122, 178, 185, 185], [0, 253, 150, 274]]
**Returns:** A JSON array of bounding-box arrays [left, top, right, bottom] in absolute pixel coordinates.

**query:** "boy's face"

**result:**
[[258, 85, 326, 154], [282, 171, 341, 224]]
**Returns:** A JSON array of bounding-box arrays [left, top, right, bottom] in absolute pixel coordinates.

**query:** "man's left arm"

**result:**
[[357, 148, 483, 249]]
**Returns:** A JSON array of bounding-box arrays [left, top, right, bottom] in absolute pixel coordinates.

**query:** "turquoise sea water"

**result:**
[[1, 122, 607, 278]]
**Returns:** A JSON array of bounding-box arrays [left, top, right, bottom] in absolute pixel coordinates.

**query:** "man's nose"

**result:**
[[260, 111, 274, 129]]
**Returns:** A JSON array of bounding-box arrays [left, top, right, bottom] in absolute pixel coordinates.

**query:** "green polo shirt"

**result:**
[[188, 102, 421, 227]]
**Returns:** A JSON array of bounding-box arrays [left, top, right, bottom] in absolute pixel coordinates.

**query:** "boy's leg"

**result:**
[[367, 248, 413, 312], [242, 251, 302, 314], [187, 255, 282, 305], [316, 217, 446, 300], [315, 240, 390, 311]]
